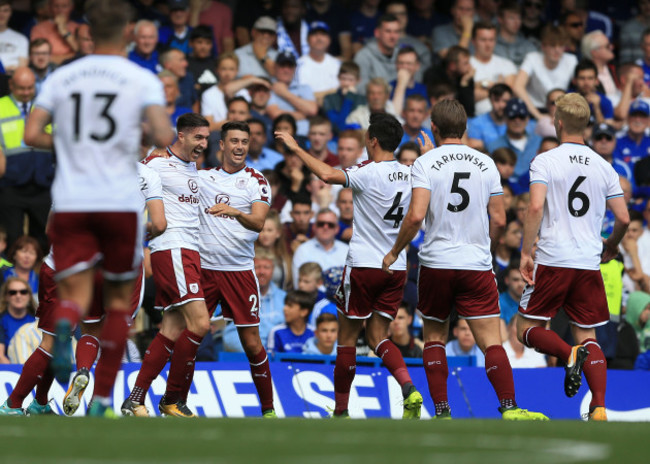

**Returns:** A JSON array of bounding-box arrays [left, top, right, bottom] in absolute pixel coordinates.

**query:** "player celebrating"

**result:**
[[23, 0, 173, 417], [517, 93, 630, 422], [122, 113, 211, 418], [276, 113, 424, 419], [383, 99, 547, 421]]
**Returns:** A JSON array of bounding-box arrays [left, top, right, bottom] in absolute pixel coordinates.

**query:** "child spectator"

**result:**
[[268, 290, 315, 354], [396, 141, 421, 167], [446, 318, 486, 367], [3, 236, 42, 295], [389, 302, 423, 358], [303, 313, 338, 355], [491, 146, 518, 192], [256, 211, 293, 290], [0, 277, 37, 363], [322, 61, 366, 133], [499, 263, 526, 325], [493, 220, 522, 278], [297, 262, 324, 299]]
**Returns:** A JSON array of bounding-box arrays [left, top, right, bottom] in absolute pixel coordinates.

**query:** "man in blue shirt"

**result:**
[[468, 83, 513, 151], [572, 59, 614, 125], [128, 20, 162, 74], [398, 94, 433, 148], [499, 264, 525, 325], [613, 100, 650, 167], [245, 118, 284, 171]]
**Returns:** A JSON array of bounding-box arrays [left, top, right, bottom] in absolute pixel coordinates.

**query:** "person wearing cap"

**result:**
[[296, 21, 341, 106], [234, 16, 278, 79], [158, 0, 193, 55], [613, 100, 650, 168], [592, 123, 634, 183], [487, 97, 542, 191], [267, 50, 318, 137], [354, 14, 401, 95]]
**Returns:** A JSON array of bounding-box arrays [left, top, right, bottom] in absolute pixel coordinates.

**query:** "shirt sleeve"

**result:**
[[605, 165, 624, 199], [250, 171, 272, 205], [144, 168, 163, 201], [410, 157, 430, 190], [519, 52, 536, 76], [490, 164, 503, 196], [141, 71, 166, 108], [343, 162, 370, 191], [529, 156, 549, 186]]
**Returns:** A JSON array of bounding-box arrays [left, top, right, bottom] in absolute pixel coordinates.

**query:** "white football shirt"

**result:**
[[412, 144, 503, 270], [198, 166, 271, 271], [343, 160, 412, 270], [34, 55, 165, 212], [138, 163, 163, 210], [145, 150, 200, 253], [530, 143, 623, 270]]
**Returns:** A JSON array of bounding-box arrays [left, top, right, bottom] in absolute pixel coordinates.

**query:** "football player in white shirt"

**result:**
[[200, 121, 276, 417], [122, 113, 211, 418], [22, 0, 174, 417], [517, 93, 630, 422], [383, 99, 547, 421], [276, 113, 424, 420]]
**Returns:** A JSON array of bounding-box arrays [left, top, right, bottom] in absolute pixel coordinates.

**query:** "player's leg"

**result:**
[[421, 317, 451, 418], [571, 325, 607, 421], [62, 321, 101, 416], [238, 325, 276, 417], [333, 315, 364, 417]]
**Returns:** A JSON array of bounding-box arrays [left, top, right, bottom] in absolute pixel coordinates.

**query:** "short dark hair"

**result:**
[[405, 93, 428, 107], [399, 300, 413, 316], [431, 99, 467, 139], [504, 259, 521, 277], [85, 0, 134, 44], [176, 113, 209, 134], [227, 96, 250, 111], [396, 141, 421, 161], [446, 45, 470, 65], [367, 113, 403, 152], [629, 209, 644, 223], [427, 82, 455, 101], [29, 38, 51, 53], [221, 120, 250, 139], [272, 114, 297, 135], [498, 0, 522, 16], [316, 312, 338, 327], [338, 61, 360, 79], [492, 147, 517, 165], [397, 45, 419, 61], [247, 117, 267, 134], [574, 58, 598, 78], [376, 13, 399, 29], [489, 83, 513, 99], [8, 235, 43, 265], [190, 25, 213, 42], [285, 290, 316, 313], [472, 21, 497, 39], [292, 194, 312, 209]]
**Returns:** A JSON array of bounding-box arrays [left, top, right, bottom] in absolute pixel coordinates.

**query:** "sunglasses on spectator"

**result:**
[[316, 221, 337, 229], [8, 289, 29, 296], [594, 135, 613, 141], [524, 1, 543, 9]]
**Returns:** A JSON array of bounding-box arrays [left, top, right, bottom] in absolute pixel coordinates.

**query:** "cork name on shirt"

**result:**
[[430, 152, 488, 172], [388, 171, 409, 182], [569, 154, 590, 165]]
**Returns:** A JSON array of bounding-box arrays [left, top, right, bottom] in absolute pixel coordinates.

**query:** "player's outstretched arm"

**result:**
[[520, 182, 547, 285], [146, 198, 167, 239], [602, 196, 630, 263], [487, 194, 506, 254], [144, 105, 175, 148], [24, 107, 53, 149], [209, 201, 270, 233], [274, 131, 346, 185], [382, 187, 429, 274]]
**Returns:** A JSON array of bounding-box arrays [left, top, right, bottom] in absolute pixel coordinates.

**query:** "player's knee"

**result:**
[[188, 317, 210, 337]]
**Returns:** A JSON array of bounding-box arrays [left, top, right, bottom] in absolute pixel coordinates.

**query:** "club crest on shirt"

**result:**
[[188, 179, 199, 193], [236, 178, 248, 189], [215, 194, 230, 204], [189, 283, 199, 294]]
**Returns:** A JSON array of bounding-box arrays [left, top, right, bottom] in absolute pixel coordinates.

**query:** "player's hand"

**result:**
[[519, 253, 535, 285], [418, 130, 434, 153], [382, 251, 397, 274], [274, 131, 300, 153], [600, 239, 618, 264], [208, 203, 240, 218]]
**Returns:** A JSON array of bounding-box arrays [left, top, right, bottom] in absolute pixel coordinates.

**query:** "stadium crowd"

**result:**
[[0, 0, 650, 414]]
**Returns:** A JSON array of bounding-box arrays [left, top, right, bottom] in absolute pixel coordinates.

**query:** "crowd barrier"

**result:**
[[1, 360, 649, 420]]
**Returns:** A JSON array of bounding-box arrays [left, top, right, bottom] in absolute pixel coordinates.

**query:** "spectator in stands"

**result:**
[[233, 0, 278, 46], [268, 290, 315, 354], [619, 0, 650, 64], [256, 211, 293, 290], [492, 146, 518, 192], [637, 29, 650, 87], [0, 67, 52, 252], [424, 45, 476, 117], [305, 0, 352, 60], [346, 77, 400, 130], [297, 21, 341, 106], [513, 25, 578, 120], [388, 302, 423, 358], [249, 78, 274, 140], [296, 261, 323, 296], [267, 50, 318, 137], [246, 118, 284, 171], [0, 0, 29, 73], [222, 248, 287, 352], [336, 130, 365, 169], [28, 38, 54, 94], [61, 23, 93, 65], [446, 318, 486, 366], [426, 82, 456, 108], [535, 88, 565, 138], [468, 83, 513, 150], [354, 14, 400, 94], [307, 116, 338, 167], [272, 116, 311, 197], [499, 262, 525, 325], [591, 123, 634, 182], [432, 0, 475, 60], [470, 22, 517, 116], [626, 291, 650, 353], [158, 0, 192, 55], [0, 227, 10, 280], [399, 94, 432, 147], [189, 0, 234, 54], [494, 0, 537, 67], [581, 31, 617, 105], [161, 48, 196, 111], [487, 97, 542, 191], [226, 96, 251, 122], [0, 276, 36, 363], [128, 20, 162, 74], [187, 26, 217, 97], [159, 70, 191, 127], [476, 0, 499, 24], [384, 1, 431, 79], [520, 0, 546, 45], [572, 59, 614, 126], [2, 236, 42, 294], [614, 100, 650, 168], [322, 61, 366, 133], [637, 201, 650, 275], [282, 195, 313, 255], [303, 312, 338, 355], [559, 10, 585, 58], [349, 0, 381, 52], [234, 16, 277, 79], [614, 63, 650, 122], [391, 46, 427, 116], [620, 211, 650, 294], [335, 188, 353, 243], [292, 208, 349, 285], [30, 0, 78, 65], [277, 0, 310, 60], [396, 141, 421, 166], [503, 318, 547, 367], [493, 219, 522, 278]]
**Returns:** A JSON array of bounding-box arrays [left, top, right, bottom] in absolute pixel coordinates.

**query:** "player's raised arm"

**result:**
[[520, 182, 547, 285], [602, 195, 630, 263], [24, 107, 53, 149], [274, 131, 347, 185]]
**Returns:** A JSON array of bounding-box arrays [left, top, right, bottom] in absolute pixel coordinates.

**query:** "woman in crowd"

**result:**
[[0, 277, 37, 364]]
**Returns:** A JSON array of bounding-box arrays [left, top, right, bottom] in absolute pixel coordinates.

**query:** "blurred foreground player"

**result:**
[[23, 0, 173, 417], [517, 93, 630, 422]]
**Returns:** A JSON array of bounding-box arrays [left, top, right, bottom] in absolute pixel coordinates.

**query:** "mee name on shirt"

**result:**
[[411, 145, 503, 270]]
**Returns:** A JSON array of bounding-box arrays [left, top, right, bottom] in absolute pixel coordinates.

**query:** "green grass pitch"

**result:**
[[1, 416, 648, 463]]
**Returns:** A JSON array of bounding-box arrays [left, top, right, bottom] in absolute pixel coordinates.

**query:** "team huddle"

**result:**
[[1, 0, 629, 421]]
